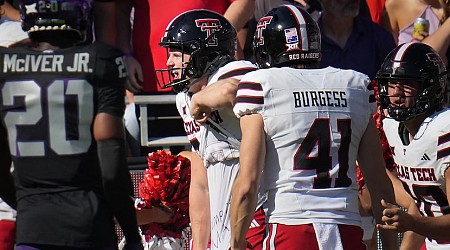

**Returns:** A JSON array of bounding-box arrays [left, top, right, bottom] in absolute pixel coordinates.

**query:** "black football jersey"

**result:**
[[0, 42, 126, 247]]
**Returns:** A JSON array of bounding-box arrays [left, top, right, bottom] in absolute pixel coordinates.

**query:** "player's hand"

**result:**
[[190, 95, 211, 124], [376, 199, 414, 232], [125, 55, 144, 93]]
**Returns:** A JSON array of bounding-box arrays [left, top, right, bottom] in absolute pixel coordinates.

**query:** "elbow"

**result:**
[[221, 82, 239, 106]]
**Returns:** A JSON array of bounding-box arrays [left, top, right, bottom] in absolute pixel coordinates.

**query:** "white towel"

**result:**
[[312, 223, 344, 250]]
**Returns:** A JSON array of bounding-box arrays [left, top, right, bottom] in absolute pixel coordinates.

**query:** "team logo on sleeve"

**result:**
[[195, 19, 221, 46], [255, 16, 273, 46]]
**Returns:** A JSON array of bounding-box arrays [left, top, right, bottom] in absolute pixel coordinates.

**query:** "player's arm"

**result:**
[[381, 0, 400, 44], [357, 117, 398, 249], [190, 78, 240, 123], [230, 113, 265, 250], [94, 113, 141, 247], [94, 53, 142, 248], [399, 231, 425, 250], [223, 0, 255, 59], [384, 167, 426, 249], [0, 123, 16, 209], [94, 0, 116, 45], [422, 18, 450, 66], [182, 151, 211, 250], [385, 168, 415, 208], [115, 0, 143, 93], [378, 167, 450, 241], [223, 0, 254, 32]]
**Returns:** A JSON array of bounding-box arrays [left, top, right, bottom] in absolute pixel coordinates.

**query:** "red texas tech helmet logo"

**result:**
[[195, 19, 221, 46], [255, 16, 273, 46]]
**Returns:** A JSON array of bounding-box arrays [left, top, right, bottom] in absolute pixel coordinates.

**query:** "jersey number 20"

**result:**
[[2, 80, 93, 157]]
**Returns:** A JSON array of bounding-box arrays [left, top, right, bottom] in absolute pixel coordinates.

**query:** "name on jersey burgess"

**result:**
[[3, 53, 93, 73], [293, 90, 347, 108]]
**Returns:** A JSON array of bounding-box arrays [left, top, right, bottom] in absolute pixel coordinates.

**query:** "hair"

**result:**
[[439, 0, 450, 24]]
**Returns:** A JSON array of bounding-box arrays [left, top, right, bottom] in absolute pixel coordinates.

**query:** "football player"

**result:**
[[0, 0, 142, 249], [376, 42, 450, 247], [156, 9, 266, 250], [230, 5, 397, 250]]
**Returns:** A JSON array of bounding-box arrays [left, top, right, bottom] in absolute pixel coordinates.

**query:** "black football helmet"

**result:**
[[376, 42, 448, 121], [20, 0, 93, 45], [156, 9, 237, 93], [253, 4, 321, 69]]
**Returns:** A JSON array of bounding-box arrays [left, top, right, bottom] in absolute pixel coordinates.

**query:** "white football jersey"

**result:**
[[176, 60, 257, 167], [176, 60, 258, 250], [234, 66, 376, 226], [383, 109, 450, 218]]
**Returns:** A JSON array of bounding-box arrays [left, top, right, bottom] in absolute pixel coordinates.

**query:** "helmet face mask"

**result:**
[[253, 4, 321, 69], [376, 42, 448, 122], [156, 9, 237, 93], [155, 46, 194, 93], [378, 79, 435, 121], [20, 0, 93, 46]]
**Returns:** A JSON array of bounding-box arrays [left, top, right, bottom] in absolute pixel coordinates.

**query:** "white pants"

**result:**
[[207, 159, 239, 250]]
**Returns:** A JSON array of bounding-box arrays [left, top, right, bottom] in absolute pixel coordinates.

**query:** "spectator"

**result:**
[[318, 0, 396, 80], [158, 9, 266, 250], [229, 5, 397, 250], [0, 0, 142, 249], [382, 0, 450, 64], [382, 0, 448, 44], [376, 42, 450, 248], [254, 0, 322, 21]]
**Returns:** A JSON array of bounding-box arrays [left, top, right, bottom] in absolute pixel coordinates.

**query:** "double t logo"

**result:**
[[195, 19, 221, 46], [255, 16, 273, 46]]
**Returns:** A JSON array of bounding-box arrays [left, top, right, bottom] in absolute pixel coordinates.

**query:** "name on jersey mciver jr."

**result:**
[[3, 53, 93, 73]]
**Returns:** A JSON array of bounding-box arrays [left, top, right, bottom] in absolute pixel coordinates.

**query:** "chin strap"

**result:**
[[202, 54, 233, 77]]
